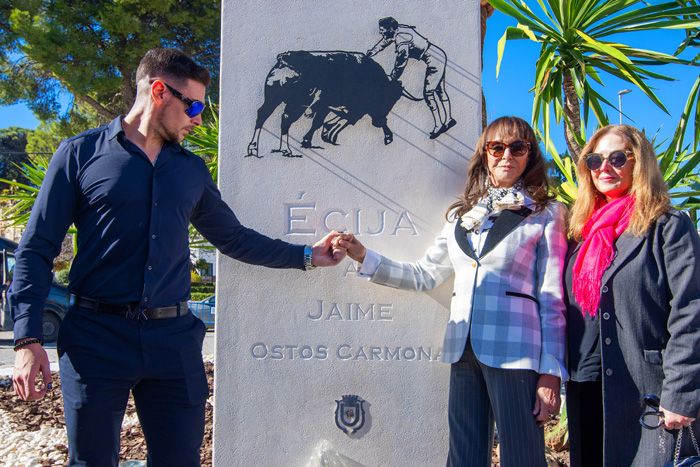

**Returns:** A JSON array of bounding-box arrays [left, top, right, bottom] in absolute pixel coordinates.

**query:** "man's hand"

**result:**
[[660, 406, 696, 430], [311, 231, 347, 267], [532, 374, 561, 426], [13, 342, 51, 401]]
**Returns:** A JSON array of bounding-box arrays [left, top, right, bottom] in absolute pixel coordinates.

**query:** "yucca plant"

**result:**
[[0, 155, 50, 228], [0, 156, 78, 254], [185, 101, 219, 182], [492, 0, 700, 159], [185, 103, 219, 249], [547, 76, 700, 209], [655, 75, 700, 218]]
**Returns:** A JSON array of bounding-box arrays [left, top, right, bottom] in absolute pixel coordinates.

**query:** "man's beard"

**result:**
[[161, 124, 183, 144]]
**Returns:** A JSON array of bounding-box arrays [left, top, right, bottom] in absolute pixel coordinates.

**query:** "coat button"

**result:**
[[471, 262, 477, 268], [604, 337, 612, 345], [602, 285, 608, 293], [605, 368, 613, 376], [603, 312, 610, 320]]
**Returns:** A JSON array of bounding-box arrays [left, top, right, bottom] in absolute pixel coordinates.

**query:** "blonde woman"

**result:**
[[336, 116, 567, 466], [565, 125, 700, 466]]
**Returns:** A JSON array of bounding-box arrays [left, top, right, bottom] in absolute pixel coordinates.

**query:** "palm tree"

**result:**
[[655, 75, 700, 221], [491, 0, 700, 159]]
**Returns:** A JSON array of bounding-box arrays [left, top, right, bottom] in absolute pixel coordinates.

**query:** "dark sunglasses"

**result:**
[[163, 82, 205, 118], [484, 140, 531, 158], [639, 393, 664, 430], [584, 150, 634, 171]]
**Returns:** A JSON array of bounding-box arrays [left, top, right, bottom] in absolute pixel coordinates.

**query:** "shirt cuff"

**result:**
[[12, 314, 43, 345], [357, 249, 381, 278], [539, 352, 569, 382]]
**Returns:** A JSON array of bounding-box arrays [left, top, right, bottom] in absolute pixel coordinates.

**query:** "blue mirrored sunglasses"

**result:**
[[163, 82, 205, 118]]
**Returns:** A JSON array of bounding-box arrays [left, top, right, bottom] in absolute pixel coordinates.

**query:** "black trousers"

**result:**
[[567, 380, 604, 467], [446, 340, 546, 467], [58, 305, 209, 466]]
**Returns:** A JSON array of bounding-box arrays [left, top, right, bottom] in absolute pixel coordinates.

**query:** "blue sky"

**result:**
[[482, 8, 699, 154], [2, 6, 698, 158]]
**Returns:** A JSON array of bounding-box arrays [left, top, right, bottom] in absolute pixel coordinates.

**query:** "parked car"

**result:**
[[188, 295, 215, 329], [0, 237, 70, 342]]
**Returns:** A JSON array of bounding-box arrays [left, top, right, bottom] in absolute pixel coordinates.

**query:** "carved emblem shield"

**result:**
[[335, 394, 366, 434]]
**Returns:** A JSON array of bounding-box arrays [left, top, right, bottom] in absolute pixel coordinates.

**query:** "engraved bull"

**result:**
[[246, 50, 409, 158]]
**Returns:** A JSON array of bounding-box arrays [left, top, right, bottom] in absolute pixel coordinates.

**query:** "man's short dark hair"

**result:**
[[378, 17, 399, 30], [136, 48, 210, 87]]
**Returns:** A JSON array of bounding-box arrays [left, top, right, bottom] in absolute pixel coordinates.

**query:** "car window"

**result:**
[[5, 255, 15, 284]]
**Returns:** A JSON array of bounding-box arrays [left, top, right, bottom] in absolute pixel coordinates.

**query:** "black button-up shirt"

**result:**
[[10, 117, 303, 341]]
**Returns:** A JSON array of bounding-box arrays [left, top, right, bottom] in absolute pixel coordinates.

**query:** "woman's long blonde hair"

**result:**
[[569, 125, 670, 240]]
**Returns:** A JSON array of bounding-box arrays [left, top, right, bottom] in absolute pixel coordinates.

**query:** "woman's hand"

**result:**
[[660, 406, 696, 430], [332, 232, 367, 263], [532, 374, 561, 426]]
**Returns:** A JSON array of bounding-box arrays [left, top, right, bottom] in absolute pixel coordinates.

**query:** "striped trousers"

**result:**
[[446, 339, 547, 467]]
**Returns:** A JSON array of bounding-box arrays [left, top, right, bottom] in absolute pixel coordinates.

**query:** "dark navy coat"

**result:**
[[567, 210, 700, 466]]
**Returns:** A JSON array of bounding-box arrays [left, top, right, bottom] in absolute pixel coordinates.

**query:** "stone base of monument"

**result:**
[[213, 1, 570, 466], [305, 440, 365, 467]]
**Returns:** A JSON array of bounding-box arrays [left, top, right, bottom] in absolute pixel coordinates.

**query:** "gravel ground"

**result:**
[[0, 363, 214, 466], [0, 362, 568, 466]]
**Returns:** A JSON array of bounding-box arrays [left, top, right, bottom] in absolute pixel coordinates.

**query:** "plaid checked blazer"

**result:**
[[369, 201, 568, 375]]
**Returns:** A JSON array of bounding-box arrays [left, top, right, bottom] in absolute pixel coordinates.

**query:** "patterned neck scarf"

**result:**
[[460, 181, 525, 231]]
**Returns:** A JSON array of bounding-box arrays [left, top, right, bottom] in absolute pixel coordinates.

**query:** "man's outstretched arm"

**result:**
[[191, 171, 345, 269]]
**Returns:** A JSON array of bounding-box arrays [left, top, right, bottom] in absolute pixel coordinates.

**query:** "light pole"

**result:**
[[618, 89, 632, 125]]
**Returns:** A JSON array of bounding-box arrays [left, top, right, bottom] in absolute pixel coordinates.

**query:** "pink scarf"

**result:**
[[573, 195, 635, 317]]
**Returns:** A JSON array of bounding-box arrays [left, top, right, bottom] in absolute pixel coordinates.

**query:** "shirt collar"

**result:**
[[522, 190, 536, 208], [165, 140, 186, 155], [106, 116, 125, 141], [107, 116, 186, 155]]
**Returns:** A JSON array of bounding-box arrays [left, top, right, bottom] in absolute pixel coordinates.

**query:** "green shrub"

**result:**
[[53, 269, 70, 286], [191, 270, 201, 284], [190, 292, 212, 301], [191, 283, 215, 293]]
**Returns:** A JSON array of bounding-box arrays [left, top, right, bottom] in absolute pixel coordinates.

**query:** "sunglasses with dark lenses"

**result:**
[[484, 140, 531, 157], [584, 150, 633, 171], [163, 82, 205, 118]]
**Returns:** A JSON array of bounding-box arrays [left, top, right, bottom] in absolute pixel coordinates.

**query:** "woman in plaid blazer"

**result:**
[[335, 116, 567, 467]]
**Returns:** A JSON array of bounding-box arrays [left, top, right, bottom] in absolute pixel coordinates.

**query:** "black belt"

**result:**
[[72, 295, 189, 320]]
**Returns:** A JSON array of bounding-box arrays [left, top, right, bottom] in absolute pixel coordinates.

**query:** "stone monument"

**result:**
[[216, 1, 481, 465]]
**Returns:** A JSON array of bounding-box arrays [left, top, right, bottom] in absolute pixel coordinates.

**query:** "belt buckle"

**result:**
[[126, 304, 148, 321]]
